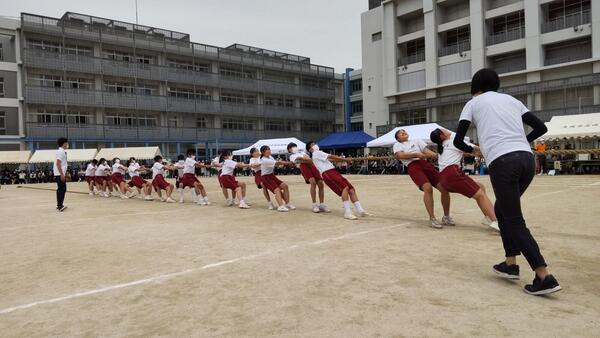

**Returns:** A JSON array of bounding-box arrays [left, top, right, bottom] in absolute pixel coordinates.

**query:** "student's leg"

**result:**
[[262, 187, 271, 202], [421, 182, 435, 218], [473, 183, 496, 221], [436, 183, 451, 217], [317, 179, 325, 204], [221, 187, 229, 200], [308, 178, 317, 204], [56, 176, 66, 209], [197, 182, 207, 197], [274, 187, 283, 206], [348, 188, 358, 203], [240, 182, 246, 199], [280, 182, 290, 204], [166, 184, 174, 198]]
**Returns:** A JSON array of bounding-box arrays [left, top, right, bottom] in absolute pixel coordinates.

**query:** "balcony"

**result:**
[[544, 38, 592, 66], [486, 26, 525, 45], [541, 10, 590, 34], [398, 51, 425, 66], [438, 40, 471, 57]]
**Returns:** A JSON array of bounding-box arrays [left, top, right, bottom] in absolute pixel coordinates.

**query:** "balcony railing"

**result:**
[[541, 10, 590, 33], [398, 51, 425, 66], [486, 26, 525, 46], [24, 122, 327, 144], [24, 85, 335, 121], [438, 40, 471, 57], [22, 49, 335, 99], [545, 44, 592, 66], [493, 59, 527, 74]]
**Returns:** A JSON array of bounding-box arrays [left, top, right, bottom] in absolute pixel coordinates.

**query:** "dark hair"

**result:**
[[471, 68, 500, 95], [219, 149, 232, 163], [113, 157, 120, 163], [250, 147, 259, 156], [186, 149, 195, 157], [305, 141, 315, 158], [154, 155, 162, 162], [57, 137, 68, 147], [287, 142, 297, 151], [177, 154, 185, 161], [259, 145, 270, 159], [99, 157, 107, 164], [128, 157, 136, 164], [394, 129, 406, 141], [91, 159, 98, 165], [429, 128, 444, 155]]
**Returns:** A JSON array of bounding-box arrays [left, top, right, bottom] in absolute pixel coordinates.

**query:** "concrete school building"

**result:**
[[360, 0, 599, 150]]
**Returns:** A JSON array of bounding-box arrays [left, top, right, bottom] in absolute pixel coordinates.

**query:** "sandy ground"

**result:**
[[0, 174, 599, 337]]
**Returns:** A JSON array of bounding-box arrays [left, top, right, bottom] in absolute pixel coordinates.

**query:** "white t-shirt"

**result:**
[[311, 150, 335, 174], [112, 163, 125, 175], [85, 163, 96, 176], [393, 139, 428, 167], [221, 159, 237, 176], [53, 147, 68, 176], [128, 163, 141, 177], [95, 163, 109, 177], [459, 91, 532, 164], [289, 151, 309, 168], [152, 162, 165, 178], [183, 158, 197, 174], [249, 157, 261, 173], [260, 156, 276, 176], [438, 134, 474, 172], [175, 160, 185, 177]]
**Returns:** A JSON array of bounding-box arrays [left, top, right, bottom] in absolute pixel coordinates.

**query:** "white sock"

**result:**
[[353, 201, 365, 213], [343, 201, 352, 214], [178, 188, 184, 199], [191, 190, 197, 201], [204, 195, 209, 201]]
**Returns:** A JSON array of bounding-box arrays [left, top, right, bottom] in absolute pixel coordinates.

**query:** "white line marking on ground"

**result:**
[[0, 222, 412, 315]]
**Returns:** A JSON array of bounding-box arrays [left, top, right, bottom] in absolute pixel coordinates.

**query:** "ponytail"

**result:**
[[306, 141, 315, 158], [429, 129, 444, 155]]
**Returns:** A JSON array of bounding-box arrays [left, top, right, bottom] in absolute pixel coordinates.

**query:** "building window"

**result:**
[[301, 99, 328, 110], [265, 120, 293, 131], [168, 117, 180, 128], [302, 121, 323, 133], [350, 101, 363, 116], [222, 118, 255, 130], [105, 113, 135, 126], [168, 59, 210, 73], [66, 112, 92, 125], [350, 79, 362, 93], [0, 77, 3, 97], [372, 32, 382, 42], [196, 117, 207, 128], [0, 43, 3, 61], [138, 116, 157, 127], [34, 110, 66, 124], [0, 111, 5, 135]]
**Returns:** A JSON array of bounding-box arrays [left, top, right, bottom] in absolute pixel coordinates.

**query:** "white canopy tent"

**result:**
[[95, 147, 161, 161], [367, 123, 446, 148], [542, 113, 600, 140], [233, 138, 306, 156], [29, 148, 98, 164], [0, 150, 32, 164]]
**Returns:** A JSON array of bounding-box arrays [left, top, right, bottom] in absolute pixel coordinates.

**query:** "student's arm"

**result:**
[[294, 156, 313, 164], [522, 112, 548, 143], [327, 154, 352, 163], [275, 160, 295, 166], [453, 120, 474, 153], [422, 147, 438, 160], [394, 151, 425, 161], [235, 162, 250, 168]]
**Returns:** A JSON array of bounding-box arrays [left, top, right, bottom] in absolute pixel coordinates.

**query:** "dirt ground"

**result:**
[[0, 174, 599, 337]]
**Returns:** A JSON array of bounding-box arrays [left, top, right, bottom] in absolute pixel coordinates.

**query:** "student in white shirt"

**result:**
[[287, 142, 329, 213], [177, 149, 211, 205], [213, 152, 232, 203], [53, 137, 69, 211], [248, 147, 274, 210], [393, 129, 452, 229], [95, 158, 114, 198], [151, 155, 177, 203], [429, 128, 498, 231], [84, 159, 98, 196], [454, 68, 560, 295], [306, 141, 368, 220], [259, 145, 295, 212], [127, 157, 153, 200], [217, 150, 251, 209], [111, 157, 136, 199]]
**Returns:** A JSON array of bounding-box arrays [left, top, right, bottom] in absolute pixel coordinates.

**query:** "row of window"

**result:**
[[0, 111, 5, 135]]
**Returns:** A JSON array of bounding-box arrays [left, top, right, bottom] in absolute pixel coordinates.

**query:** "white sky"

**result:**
[[2, 0, 367, 73]]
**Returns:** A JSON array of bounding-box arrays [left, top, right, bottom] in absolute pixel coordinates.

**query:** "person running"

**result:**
[[259, 145, 295, 212], [179, 149, 211, 205], [393, 129, 452, 229], [218, 150, 250, 209], [453, 68, 560, 295], [94, 158, 112, 198], [306, 141, 368, 220], [53, 137, 69, 212], [287, 142, 330, 213], [84, 159, 98, 196], [151, 155, 177, 203], [111, 157, 136, 199], [127, 157, 153, 201], [429, 128, 499, 231]]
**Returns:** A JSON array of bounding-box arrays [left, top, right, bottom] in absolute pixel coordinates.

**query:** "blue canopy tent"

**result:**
[[317, 131, 375, 149]]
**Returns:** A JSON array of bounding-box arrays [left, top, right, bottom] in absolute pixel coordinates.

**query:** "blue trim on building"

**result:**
[[344, 68, 354, 132]]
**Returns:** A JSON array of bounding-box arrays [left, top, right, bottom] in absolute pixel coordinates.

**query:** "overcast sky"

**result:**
[[2, 0, 367, 73]]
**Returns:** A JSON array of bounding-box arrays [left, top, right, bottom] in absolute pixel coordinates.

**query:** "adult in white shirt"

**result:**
[[53, 137, 69, 211], [111, 157, 135, 199], [429, 128, 498, 231], [151, 155, 177, 203], [287, 142, 329, 213], [127, 157, 153, 200], [454, 68, 560, 295], [393, 129, 452, 229], [306, 141, 368, 220], [178, 149, 210, 205], [258, 145, 295, 212], [84, 159, 98, 196]]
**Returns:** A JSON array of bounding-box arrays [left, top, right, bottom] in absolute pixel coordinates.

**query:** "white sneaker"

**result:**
[[103, 192, 111, 198], [286, 204, 296, 210], [179, 197, 184, 204], [120, 194, 129, 199], [234, 199, 239, 205], [89, 192, 94, 196], [319, 204, 331, 213], [442, 215, 456, 226], [197, 199, 207, 206], [160, 197, 166, 202], [482, 216, 493, 226], [277, 205, 289, 212], [226, 199, 234, 207], [312, 204, 321, 213], [166, 197, 176, 203], [129, 191, 137, 199], [344, 212, 358, 220], [203, 197, 211, 205], [430, 218, 443, 229], [488, 221, 500, 232], [144, 195, 154, 201], [357, 210, 370, 217], [268, 202, 275, 210], [239, 201, 250, 209]]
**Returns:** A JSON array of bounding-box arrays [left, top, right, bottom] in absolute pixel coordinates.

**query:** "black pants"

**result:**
[[55, 176, 66, 209], [489, 151, 547, 271]]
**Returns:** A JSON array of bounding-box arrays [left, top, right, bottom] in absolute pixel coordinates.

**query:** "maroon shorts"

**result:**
[[254, 170, 263, 189], [299, 163, 322, 184], [322, 169, 354, 196], [440, 165, 480, 198], [128, 176, 147, 189], [407, 160, 440, 190], [152, 174, 170, 190], [180, 173, 199, 188], [261, 174, 283, 193], [95, 176, 108, 185], [220, 175, 239, 190], [111, 173, 125, 185], [85, 176, 95, 184]]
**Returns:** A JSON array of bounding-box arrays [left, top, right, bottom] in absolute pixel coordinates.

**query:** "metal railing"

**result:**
[[398, 51, 425, 66], [487, 0, 521, 11], [541, 10, 590, 33], [438, 40, 471, 57], [494, 59, 527, 74], [486, 26, 525, 46], [545, 44, 592, 66]]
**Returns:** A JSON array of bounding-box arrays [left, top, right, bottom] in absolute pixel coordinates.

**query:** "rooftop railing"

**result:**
[[486, 26, 525, 46], [541, 10, 590, 33], [438, 40, 471, 57]]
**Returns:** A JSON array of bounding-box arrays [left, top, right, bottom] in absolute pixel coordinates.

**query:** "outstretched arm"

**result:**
[[327, 154, 352, 163], [522, 112, 548, 143], [453, 120, 474, 153]]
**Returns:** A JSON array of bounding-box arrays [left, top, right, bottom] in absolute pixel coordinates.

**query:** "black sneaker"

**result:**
[[524, 275, 562, 296], [493, 262, 520, 279], [58, 206, 68, 212]]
